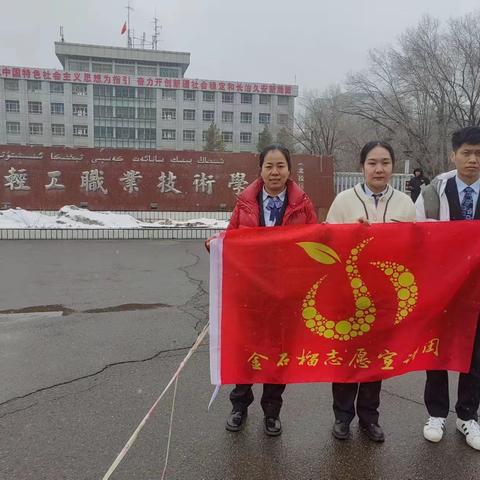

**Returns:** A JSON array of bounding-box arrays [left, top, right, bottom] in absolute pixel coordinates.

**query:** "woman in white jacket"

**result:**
[[327, 141, 416, 443]]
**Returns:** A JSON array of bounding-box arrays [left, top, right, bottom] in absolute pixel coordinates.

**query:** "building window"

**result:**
[[93, 85, 114, 97], [73, 125, 88, 137], [50, 82, 64, 94], [51, 102, 64, 115], [28, 101, 42, 114], [115, 106, 136, 119], [278, 113, 289, 125], [137, 128, 156, 140], [183, 130, 195, 141], [162, 108, 177, 120], [114, 86, 134, 98], [184, 90, 196, 101], [94, 105, 113, 118], [5, 100, 20, 113], [68, 60, 89, 72], [222, 111, 233, 123], [27, 80, 42, 92], [6, 122, 20, 134], [138, 65, 157, 76], [137, 107, 156, 120], [240, 112, 252, 124], [162, 89, 176, 101], [4, 79, 19, 91], [278, 96, 289, 105], [222, 131, 233, 143], [240, 132, 252, 143], [222, 92, 234, 103], [183, 109, 196, 121], [51, 124, 65, 136], [203, 91, 215, 102], [259, 94, 270, 105], [115, 127, 135, 140], [162, 129, 176, 140], [259, 113, 271, 124], [94, 126, 114, 138], [92, 62, 113, 73], [241, 93, 253, 104], [159, 67, 179, 78], [72, 84, 87, 96], [73, 104, 88, 117], [114, 63, 135, 75], [137, 87, 155, 99], [203, 110, 215, 122], [29, 123, 43, 135]]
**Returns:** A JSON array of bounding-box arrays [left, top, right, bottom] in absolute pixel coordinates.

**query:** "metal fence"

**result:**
[[31, 210, 232, 222], [0, 228, 223, 241], [334, 172, 411, 194]]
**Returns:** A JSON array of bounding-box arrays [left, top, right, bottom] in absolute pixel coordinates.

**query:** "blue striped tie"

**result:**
[[266, 196, 282, 223]]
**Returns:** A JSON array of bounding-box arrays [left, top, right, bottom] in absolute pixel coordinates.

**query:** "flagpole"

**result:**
[[126, 1, 134, 48]]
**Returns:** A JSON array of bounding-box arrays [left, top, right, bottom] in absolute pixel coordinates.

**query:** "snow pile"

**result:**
[[0, 206, 228, 229], [149, 217, 229, 229]]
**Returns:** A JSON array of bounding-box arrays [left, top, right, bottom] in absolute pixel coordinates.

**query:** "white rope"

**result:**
[[102, 323, 210, 480], [160, 375, 178, 480]]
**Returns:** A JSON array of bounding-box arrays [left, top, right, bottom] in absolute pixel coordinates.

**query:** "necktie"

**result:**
[[266, 196, 283, 223], [461, 186, 475, 220], [372, 193, 383, 207]]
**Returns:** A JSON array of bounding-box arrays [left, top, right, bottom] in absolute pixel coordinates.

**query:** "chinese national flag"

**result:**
[[120, 22, 127, 35], [209, 222, 480, 384]]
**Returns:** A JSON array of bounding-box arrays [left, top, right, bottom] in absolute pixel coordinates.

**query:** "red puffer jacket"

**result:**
[[228, 178, 317, 229]]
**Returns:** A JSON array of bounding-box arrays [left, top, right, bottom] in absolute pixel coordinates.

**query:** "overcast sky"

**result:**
[[1, 0, 479, 95]]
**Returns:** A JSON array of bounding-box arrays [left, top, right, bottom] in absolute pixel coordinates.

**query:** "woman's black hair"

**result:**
[[360, 141, 395, 165], [259, 143, 292, 171]]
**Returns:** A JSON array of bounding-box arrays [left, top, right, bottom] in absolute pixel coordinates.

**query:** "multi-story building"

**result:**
[[0, 42, 297, 152]]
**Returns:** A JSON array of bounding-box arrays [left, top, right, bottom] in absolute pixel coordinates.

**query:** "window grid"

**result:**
[[183, 130, 195, 141], [6, 122, 20, 134], [5, 100, 20, 113], [29, 123, 43, 135], [51, 124, 65, 136]]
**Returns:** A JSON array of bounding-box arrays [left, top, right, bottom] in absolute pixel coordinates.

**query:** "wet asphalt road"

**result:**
[[0, 240, 478, 480]]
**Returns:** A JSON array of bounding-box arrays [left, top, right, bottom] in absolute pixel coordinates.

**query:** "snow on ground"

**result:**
[[0, 206, 229, 229]]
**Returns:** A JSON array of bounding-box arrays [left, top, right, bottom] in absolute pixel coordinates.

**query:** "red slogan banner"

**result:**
[[209, 222, 480, 384]]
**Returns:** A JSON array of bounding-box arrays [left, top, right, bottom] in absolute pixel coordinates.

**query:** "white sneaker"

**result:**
[[456, 418, 480, 451], [423, 416, 446, 442]]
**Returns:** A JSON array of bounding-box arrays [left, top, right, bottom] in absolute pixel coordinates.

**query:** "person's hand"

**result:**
[[357, 217, 371, 225]]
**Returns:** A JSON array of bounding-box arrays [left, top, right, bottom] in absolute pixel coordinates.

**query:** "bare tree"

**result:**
[[295, 12, 480, 176], [294, 86, 346, 157]]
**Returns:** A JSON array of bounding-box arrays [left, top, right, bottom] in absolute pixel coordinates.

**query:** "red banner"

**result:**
[[209, 222, 480, 384]]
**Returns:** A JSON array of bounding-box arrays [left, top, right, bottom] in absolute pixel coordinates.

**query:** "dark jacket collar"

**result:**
[[445, 176, 480, 220]]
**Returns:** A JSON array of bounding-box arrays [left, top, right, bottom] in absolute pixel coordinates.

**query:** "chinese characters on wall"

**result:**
[[0, 65, 295, 96], [3, 166, 250, 196]]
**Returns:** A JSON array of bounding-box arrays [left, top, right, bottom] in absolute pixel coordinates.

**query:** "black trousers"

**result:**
[[332, 381, 382, 424], [425, 320, 480, 421], [229, 384, 286, 417]]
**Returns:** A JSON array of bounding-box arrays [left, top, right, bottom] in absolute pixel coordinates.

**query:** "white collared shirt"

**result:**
[[363, 184, 389, 208], [262, 187, 286, 227], [455, 176, 480, 213]]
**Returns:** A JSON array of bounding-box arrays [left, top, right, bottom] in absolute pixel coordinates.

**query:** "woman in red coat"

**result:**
[[209, 144, 317, 436]]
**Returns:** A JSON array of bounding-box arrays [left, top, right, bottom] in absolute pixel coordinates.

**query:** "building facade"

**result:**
[[0, 42, 297, 152]]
